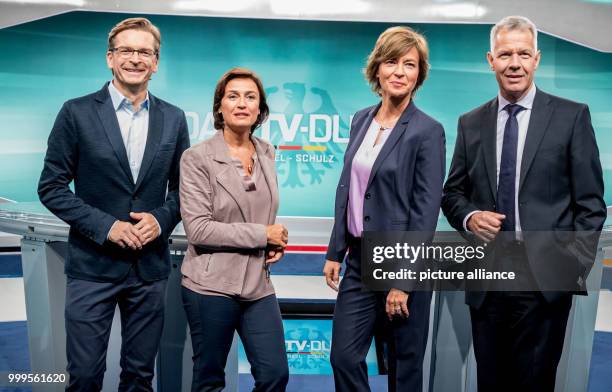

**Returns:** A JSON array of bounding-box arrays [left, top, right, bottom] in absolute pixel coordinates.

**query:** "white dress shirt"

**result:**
[[464, 83, 536, 235]]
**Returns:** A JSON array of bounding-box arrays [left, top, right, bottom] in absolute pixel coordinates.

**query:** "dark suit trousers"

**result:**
[[330, 247, 432, 392], [470, 289, 572, 392], [64, 267, 167, 392], [181, 288, 289, 392]]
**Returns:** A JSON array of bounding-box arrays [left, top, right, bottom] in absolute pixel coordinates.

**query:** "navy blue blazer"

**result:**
[[326, 101, 446, 268], [38, 83, 190, 282]]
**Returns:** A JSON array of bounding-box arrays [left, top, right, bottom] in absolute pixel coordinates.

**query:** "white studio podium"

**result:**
[[0, 202, 237, 392], [1, 202, 610, 392]]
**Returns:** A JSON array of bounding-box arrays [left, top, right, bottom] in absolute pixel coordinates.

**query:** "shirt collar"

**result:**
[[497, 83, 536, 113], [108, 81, 149, 112]]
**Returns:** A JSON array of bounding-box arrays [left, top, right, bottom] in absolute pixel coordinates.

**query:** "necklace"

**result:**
[[373, 120, 394, 147], [375, 115, 399, 129], [227, 140, 255, 176]]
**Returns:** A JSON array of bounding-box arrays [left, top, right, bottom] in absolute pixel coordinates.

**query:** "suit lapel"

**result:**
[[254, 139, 278, 224], [95, 85, 133, 184], [211, 132, 250, 222], [519, 90, 553, 191], [366, 101, 417, 190], [481, 98, 499, 201], [134, 95, 163, 191]]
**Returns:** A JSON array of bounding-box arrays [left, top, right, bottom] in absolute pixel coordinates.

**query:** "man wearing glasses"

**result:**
[[38, 18, 190, 391]]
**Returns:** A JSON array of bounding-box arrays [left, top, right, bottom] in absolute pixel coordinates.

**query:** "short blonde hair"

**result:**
[[108, 17, 161, 54], [365, 26, 430, 96]]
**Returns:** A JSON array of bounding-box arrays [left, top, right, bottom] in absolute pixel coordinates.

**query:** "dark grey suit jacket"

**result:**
[[442, 88, 606, 307], [38, 83, 190, 282]]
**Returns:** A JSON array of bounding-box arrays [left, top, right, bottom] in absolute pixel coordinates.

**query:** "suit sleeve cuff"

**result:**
[[325, 249, 346, 263], [152, 216, 162, 236], [256, 224, 268, 248], [106, 220, 119, 241]]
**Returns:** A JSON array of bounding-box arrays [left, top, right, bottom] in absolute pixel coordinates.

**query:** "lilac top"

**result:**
[[347, 119, 393, 237]]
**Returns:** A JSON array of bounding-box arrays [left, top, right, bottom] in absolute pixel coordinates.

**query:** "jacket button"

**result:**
[[364, 216, 371, 222], [365, 193, 371, 199]]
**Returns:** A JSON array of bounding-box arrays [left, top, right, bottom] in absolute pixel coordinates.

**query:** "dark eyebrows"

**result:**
[[225, 89, 258, 95]]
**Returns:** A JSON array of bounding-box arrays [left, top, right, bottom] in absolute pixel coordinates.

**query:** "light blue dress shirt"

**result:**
[[108, 81, 150, 183], [106, 82, 160, 239]]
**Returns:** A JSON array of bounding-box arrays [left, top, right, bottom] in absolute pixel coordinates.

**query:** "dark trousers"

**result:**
[[330, 249, 432, 392], [470, 291, 572, 392], [64, 268, 167, 392], [182, 288, 289, 392]]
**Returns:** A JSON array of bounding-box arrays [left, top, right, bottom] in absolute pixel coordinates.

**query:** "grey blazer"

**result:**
[[179, 131, 279, 295]]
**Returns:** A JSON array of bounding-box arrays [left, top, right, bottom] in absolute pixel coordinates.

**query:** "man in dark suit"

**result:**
[[442, 15, 606, 392], [38, 17, 189, 391]]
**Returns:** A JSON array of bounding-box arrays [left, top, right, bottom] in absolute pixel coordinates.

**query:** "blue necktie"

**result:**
[[497, 104, 525, 232]]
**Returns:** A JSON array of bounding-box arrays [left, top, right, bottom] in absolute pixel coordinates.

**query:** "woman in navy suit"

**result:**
[[323, 26, 445, 392]]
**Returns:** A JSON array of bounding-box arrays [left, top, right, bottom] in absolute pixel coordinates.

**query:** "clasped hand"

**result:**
[[108, 212, 160, 250], [265, 224, 288, 264]]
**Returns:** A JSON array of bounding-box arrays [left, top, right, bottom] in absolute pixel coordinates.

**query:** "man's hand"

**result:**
[[266, 246, 285, 265], [386, 288, 409, 320], [323, 260, 341, 291], [108, 220, 145, 250], [467, 211, 505, 242], [130, 212, 161, 246]]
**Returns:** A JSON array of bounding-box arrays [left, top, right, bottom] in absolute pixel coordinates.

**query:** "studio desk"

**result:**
[[1, 202, 609, 392]]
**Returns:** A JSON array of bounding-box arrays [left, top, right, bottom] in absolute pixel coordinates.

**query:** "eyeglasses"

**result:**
[[109, 47, 158, 59]]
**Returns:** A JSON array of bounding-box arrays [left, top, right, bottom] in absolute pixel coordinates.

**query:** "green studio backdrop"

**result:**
[[1, 11, 611, 217]]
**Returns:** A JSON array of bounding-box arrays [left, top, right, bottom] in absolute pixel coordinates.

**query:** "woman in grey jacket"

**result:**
[[179, 68, 289, 392]]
